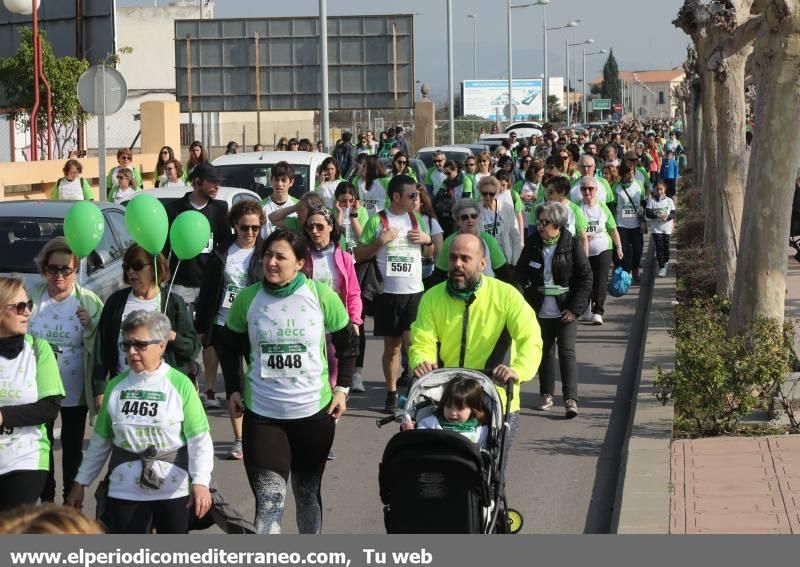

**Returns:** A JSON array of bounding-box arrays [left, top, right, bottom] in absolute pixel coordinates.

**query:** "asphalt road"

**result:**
[[53, 264, 648, 534]]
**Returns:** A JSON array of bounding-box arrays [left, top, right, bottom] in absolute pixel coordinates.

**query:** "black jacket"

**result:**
[[514, 231, 593, 316], [194, 237, 265, 337], [164, 192, 230, 287], [92, 288, 201, 395]]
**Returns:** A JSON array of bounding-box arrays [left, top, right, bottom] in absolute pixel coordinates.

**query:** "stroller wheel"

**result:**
[[507, 508, 524, 534]]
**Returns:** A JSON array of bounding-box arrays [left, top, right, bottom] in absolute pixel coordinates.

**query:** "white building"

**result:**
[[589, 69, 685, 120]]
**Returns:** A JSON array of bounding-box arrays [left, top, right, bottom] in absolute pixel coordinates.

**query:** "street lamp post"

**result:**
[[447, 0, 454, 144], [565, 37, 591, 124], [507, 1, 544, 125], [319, 0, 329, 153], [583, 47, 608, 123], [467, 14, 478, 79], [545, 17, 578, 124]]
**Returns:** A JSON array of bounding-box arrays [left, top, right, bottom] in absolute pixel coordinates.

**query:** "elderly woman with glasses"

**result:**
[[0, 277, 64, 511], [515, 202, 592, 419], [93, 245, 200, 401], [108, 167, 142, 204], [195, 201, 266, 460], [161, 159, 188, 188], [106, 149, 142, 193], [431, 199, 512, 285], [578, 176, 623, 326], [477, 176, 522, 266], [67, 310, 213, 534], [27, 238, 103, 503], [301, 207, 363, 393]]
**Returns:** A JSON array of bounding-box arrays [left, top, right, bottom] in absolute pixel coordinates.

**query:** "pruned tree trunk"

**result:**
[[700, 65, 719, 247], [690, 78, 704, 187], [729, 0, 800, 333]]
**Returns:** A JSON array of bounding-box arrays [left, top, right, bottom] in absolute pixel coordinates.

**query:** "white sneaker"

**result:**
[[536, 394, 554, 411], [350, 373, 366, 393], [204, 390, 220, 408], [592, 313, 604, 325], [658, 267, 667, 277], [579, 310, 593, 322]]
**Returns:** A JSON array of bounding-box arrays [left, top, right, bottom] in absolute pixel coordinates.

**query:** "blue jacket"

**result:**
[[660, 159, 679, 180]]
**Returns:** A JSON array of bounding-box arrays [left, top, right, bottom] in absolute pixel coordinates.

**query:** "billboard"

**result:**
[[174, 15, 415, 112], [462, 78, 564, 120]]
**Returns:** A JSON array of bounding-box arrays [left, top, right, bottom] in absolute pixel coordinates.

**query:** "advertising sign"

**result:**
[[592, 98, 612, 111], [462, 79, 544, 120]]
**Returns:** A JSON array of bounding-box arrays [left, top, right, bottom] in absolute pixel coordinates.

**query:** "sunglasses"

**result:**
[[123, 260, 149, 272], [434, 159, 445, 164], [306, 222, 328, 232], [45, 264, 75, 277], [161, 150, 170, 155], [119, 339, 162, 352], [5, 300, 33, 315], [406, 192, 419, 199], [238, 224, 260, 233], [460, 213, 479, 221], [119, 156, 131, 161], [580, 186, 596, 191], [536, 219, 552, 227], [395, 160, 408, 165], [481, 192, 497, 197]]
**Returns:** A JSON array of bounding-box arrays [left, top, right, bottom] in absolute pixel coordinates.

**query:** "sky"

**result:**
[[121, 0, 689, 102]]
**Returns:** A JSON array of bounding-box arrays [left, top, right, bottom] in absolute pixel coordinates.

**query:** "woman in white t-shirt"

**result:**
[[476, 176, 522, 266], [613, 161, 645, 281], [315, 157, 344, 208], [108, 167, 142, 204], [50, 159, 93, 201], [195, 200, 265, 461], [578, 176, 623, 325], [28, 238, 103, 503], [353, 155, 391, 216], [415, 188, 444, 283]]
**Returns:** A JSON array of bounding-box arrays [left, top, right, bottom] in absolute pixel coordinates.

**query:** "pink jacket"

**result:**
[[303, 246, 363, 325]]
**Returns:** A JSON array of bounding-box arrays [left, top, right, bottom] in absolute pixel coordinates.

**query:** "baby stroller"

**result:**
[[377, 369, 523, 534]]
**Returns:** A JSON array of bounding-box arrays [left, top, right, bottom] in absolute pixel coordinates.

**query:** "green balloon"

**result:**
[[63, 201, 105, 258], [125, 193, 168, 255], [169, 211, 211, 260]]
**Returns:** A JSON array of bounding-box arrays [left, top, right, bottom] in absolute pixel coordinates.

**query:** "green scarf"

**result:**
[[446, 275, 483, 302], [263, 272, 306, 298], [437, 415, 480, 433], [542, 234, 559, 246]]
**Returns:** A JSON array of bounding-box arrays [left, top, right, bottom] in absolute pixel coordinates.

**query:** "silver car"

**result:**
[[0, 201, 134, 301]]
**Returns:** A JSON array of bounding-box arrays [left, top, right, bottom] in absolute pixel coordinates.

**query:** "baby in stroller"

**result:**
[[401, 375, 489, 448]]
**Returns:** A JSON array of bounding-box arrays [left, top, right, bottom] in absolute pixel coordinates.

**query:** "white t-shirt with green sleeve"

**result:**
[[74, 364, 213, 501], [226, 278, 350, 420], [359, 210, 428, 295], [0, 335, 64, 476], [581, 202, 617, 257], [216, 244, 255, 326]]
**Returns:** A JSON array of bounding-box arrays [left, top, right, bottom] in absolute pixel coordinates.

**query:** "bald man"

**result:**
[[409, 234, 542, 444]]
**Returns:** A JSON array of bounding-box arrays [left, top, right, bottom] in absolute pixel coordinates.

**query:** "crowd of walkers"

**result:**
[[0, 118, 680, 534]]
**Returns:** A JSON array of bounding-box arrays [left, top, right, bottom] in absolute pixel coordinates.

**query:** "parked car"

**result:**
[[212, 151, 330, 199], [477, 134, 511, 152], [505, 122, 543, 139], [450, 143, 490, 156], [0, 201, 134, 301], [415, 146, 475, 168], [117, 186, 260, 209]]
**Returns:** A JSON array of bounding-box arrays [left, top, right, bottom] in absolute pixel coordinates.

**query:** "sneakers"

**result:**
[[327, 450, 336, 461], [592, 313, 604, 325], [384, 391, 399, 414], [658, 266, 668, 277], [536, 394, 554, 411], [227, 439, 243, 460], [350, 373, 366, 393], [396, 373, 412, 388], [204, 389, 220, 408], [565, 399, 579, 419], [578, 309, 594, 322]]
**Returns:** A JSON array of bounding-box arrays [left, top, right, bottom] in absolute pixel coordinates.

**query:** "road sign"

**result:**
[[592, 99, 611, 111], [77, 65, 128, 202], [613, 103, 623, 113]]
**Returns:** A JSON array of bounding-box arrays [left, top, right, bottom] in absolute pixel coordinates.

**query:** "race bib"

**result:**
[[260, 343, 309, 379], [118, 390, 166, 420], [222, 284, 240, 309], [483, 223, 498, 236], [387, 255, 416, 278], [364, 200, 380, 214], [200, 232, 214, 254], [621, 207, 637, 219], [586, 221, 600, 235]]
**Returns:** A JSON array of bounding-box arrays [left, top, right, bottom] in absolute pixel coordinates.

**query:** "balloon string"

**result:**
[[164, 259, 180, 314], [154, 254, 160, 308]]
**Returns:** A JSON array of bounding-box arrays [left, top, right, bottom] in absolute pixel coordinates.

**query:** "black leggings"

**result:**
[[617, 227, 644, 273], [41, 405, 88, 502], [211, 324, 248, 399], [588, 250, 613, 315], [0, 470, 48, 512], [243, 408, 336, 534], [105, 496, 190, 534]]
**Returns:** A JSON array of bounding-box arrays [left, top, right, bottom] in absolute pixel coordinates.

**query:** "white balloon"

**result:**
[[3, 0, 40, 15]]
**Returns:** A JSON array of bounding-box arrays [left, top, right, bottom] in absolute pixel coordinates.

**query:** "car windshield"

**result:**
[[0, 217, 65, 273], [415, 151, 471, 168], [120, 198, 178, 208], [216, 163, 311, 198]]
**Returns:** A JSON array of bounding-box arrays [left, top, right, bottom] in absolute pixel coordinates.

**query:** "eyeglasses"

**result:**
[[406, 192, 419, 200], [465, 162, 476, 167], [306, 222, 328, 232], [116, 175, 128, 180], [238, 225, 261, 233], [119, 156, 131, 161], [459, 213, 479, 221], [580, 186, 596, 191], [395, 160, 407, 165], [119, 339, 162, 352], [160, 150, 170, 155], [480, 192, 497, 197], [5, 300, 33, 315], [45, 264, 75, 277], [122, 260, 148, 272], [536, 219, 552, 228], [434, 160, 445, 165]]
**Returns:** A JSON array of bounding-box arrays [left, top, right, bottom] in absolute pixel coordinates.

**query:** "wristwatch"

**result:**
[[349, 212, 359, 218]]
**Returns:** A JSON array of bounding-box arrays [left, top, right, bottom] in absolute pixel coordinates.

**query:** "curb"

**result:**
[[612, 243, 676, 534]]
